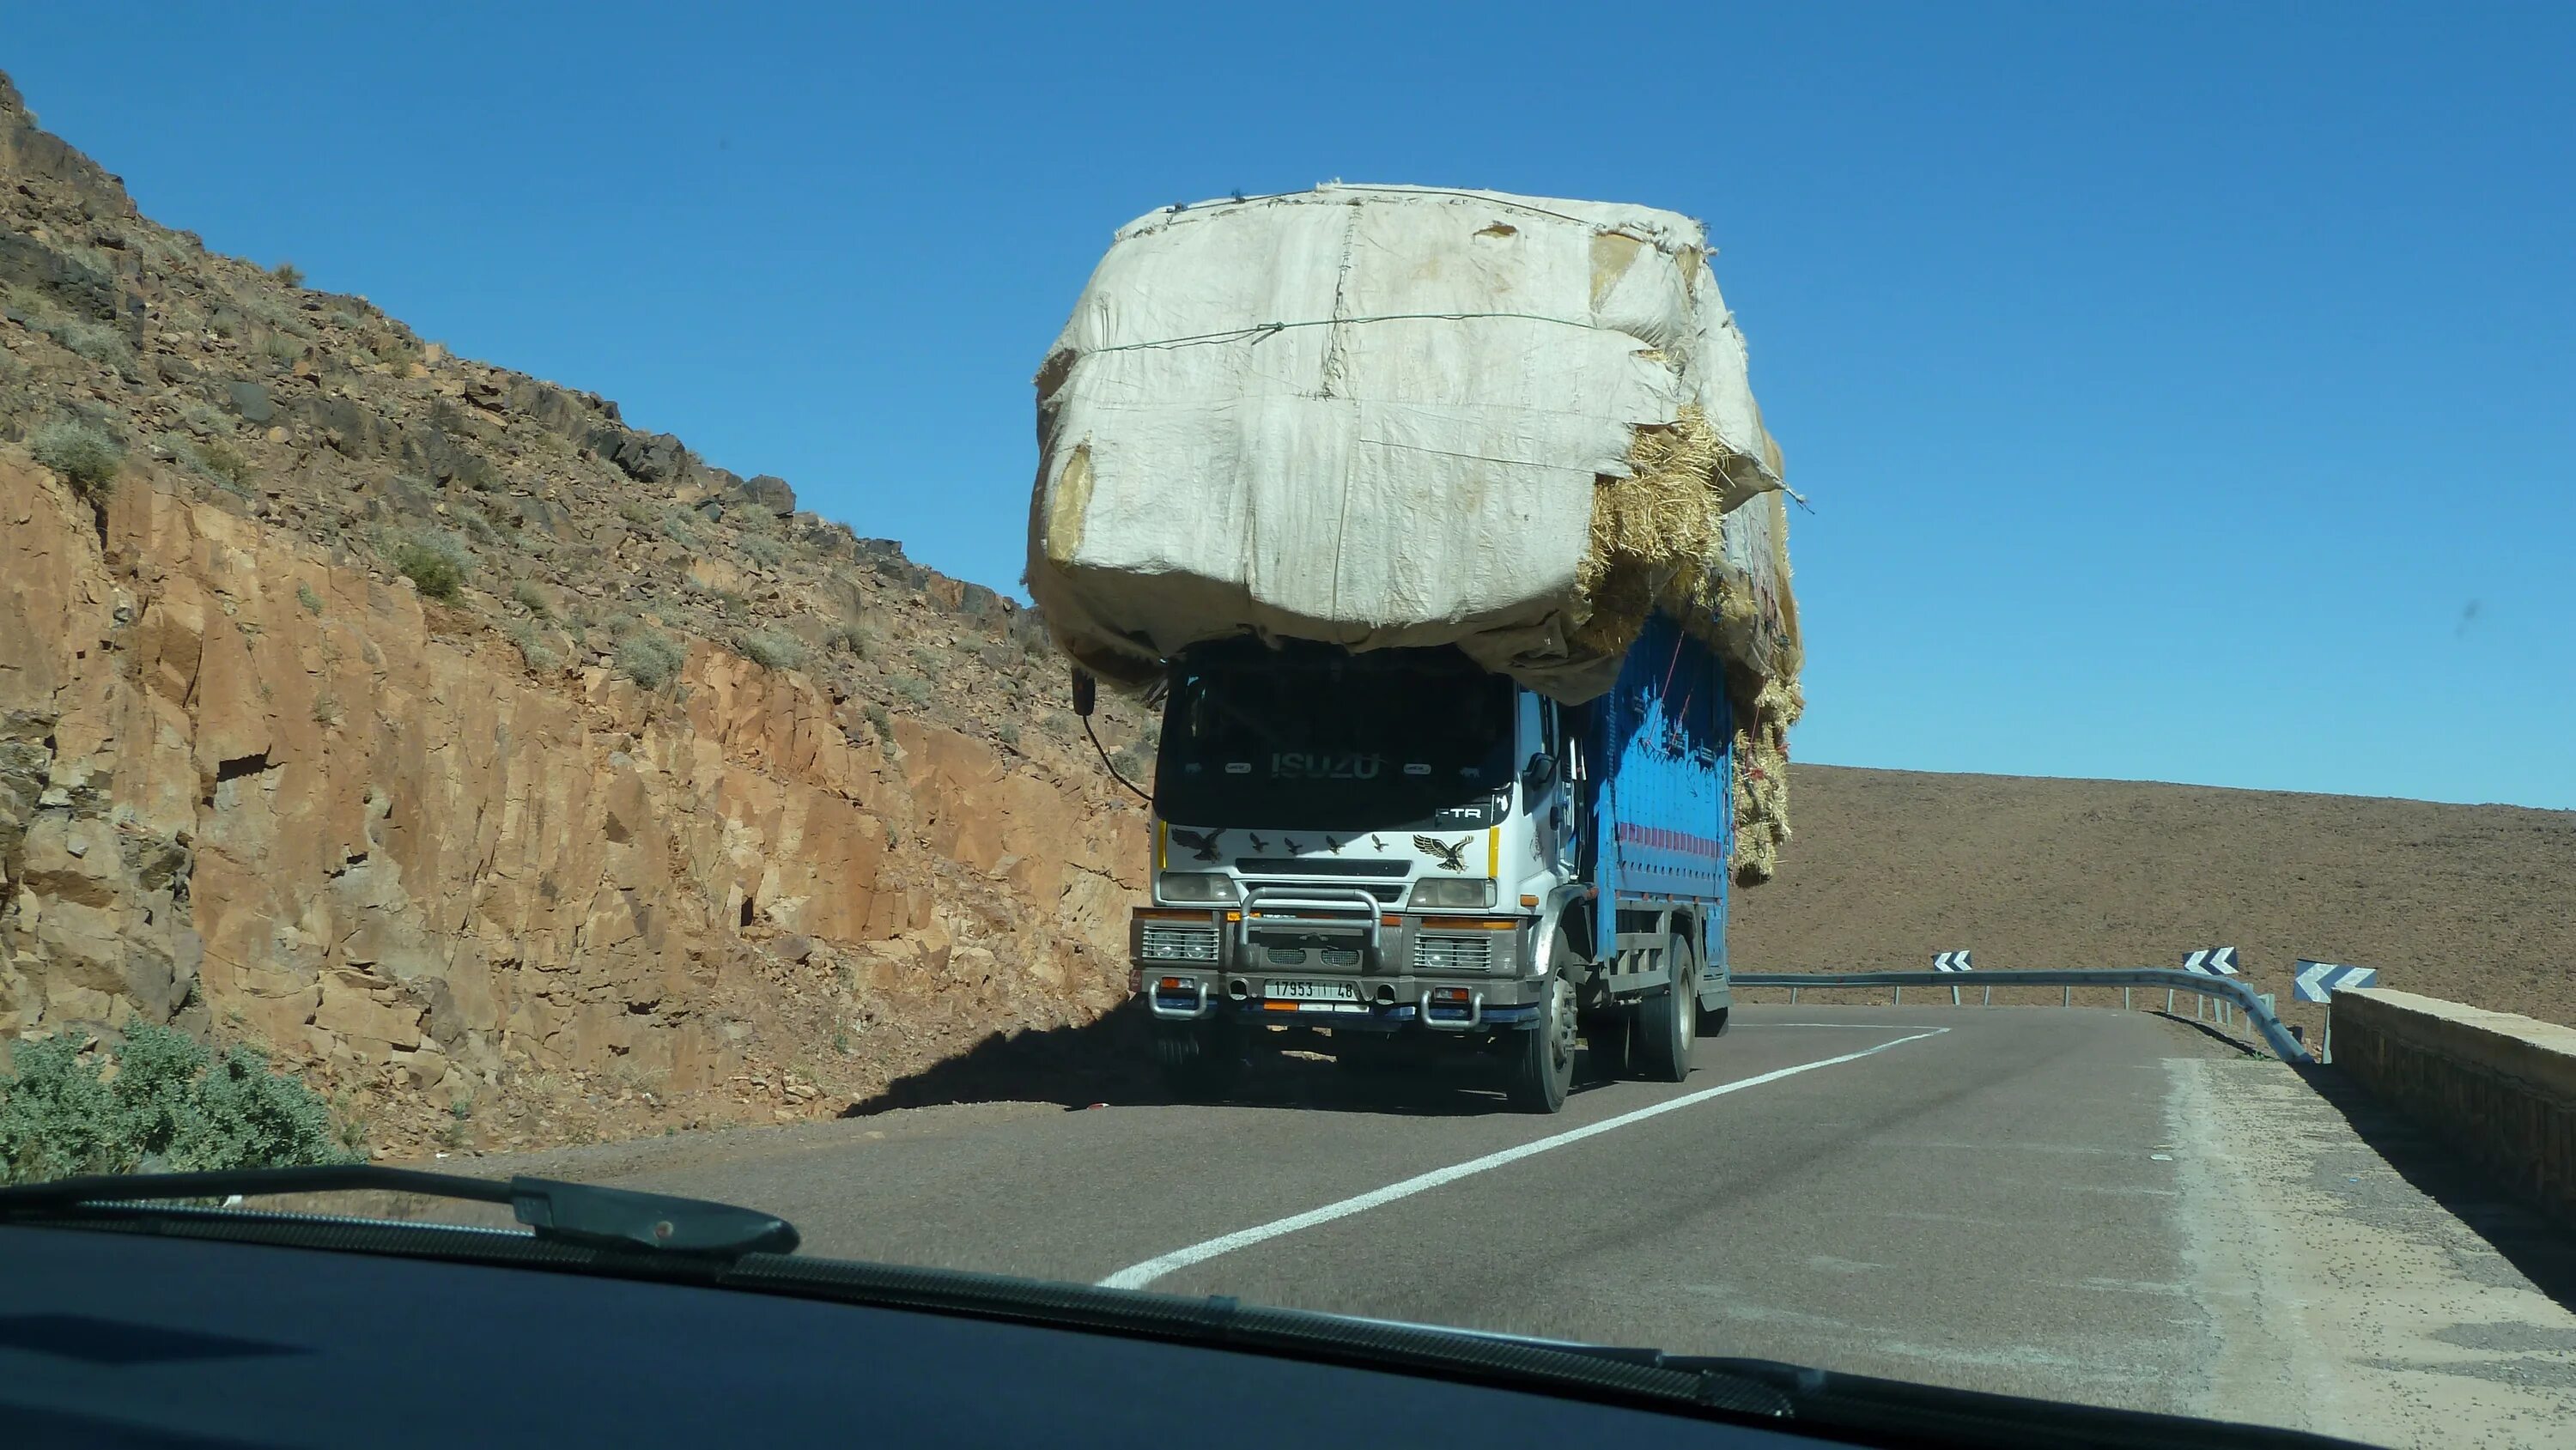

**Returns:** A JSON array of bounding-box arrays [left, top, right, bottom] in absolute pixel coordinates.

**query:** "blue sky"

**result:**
[[10, 4, 2572, 808]]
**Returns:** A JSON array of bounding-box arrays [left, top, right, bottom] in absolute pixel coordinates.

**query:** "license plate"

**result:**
[[1266, 979, 1359, 1002]]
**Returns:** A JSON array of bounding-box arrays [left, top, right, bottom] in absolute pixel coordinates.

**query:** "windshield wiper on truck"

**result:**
[[0, 1163, 800, 1258]]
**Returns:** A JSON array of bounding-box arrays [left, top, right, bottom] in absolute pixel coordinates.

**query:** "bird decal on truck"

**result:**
[[1413, 834, 1472, 871], [1169, 828, 1224, 863]]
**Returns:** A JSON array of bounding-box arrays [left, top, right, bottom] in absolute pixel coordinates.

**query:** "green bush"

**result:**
[[509, 579, 552, 618], [57, 318, 133, 369], [0, 1022, 360, 1184], [191, 438, 255, 488], [827, 623, 876, 659], [271, 260, 305, 288], [888, 675, 931, 707], [741, 535, 785, 568], [507, 619, 561, 674], [296, 581, 324, 616], [390, 532, 469, 601], [28, 418, 124, 498], [733, 627, 807, 671], [617, 628, 686, 689]]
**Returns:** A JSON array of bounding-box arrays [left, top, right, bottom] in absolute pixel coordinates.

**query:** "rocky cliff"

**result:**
[[0, 71, 1155, 1153]]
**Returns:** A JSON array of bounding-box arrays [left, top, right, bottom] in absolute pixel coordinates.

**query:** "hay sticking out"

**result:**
[[1730, 676, 1801, 884], [1571, 404, 1725, 658], [1569, 403, 1804, 883]]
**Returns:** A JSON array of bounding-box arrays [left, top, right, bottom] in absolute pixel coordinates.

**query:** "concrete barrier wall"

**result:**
[[2332, 988, 2576, 1225]]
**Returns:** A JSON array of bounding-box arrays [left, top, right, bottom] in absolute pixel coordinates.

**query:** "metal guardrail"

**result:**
[[1730, 969, 2308, 1065]]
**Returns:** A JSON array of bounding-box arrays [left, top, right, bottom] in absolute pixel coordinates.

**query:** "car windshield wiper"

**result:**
[[0, 1164, 799, 1258]]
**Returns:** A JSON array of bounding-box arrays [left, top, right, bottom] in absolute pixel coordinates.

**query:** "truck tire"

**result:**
[[1152, 1021, 1242, 1100], [1633, 935, 1698, 1083], [1504, 975, 1576, 1113]]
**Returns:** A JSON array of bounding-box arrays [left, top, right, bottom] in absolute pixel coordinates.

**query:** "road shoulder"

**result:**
[[2172, 1057, 2576, 1448]]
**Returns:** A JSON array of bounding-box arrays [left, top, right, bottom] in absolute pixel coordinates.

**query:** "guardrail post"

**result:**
[[2123, 986, 2132, 1012], [2166, 987, 2176, 1014], [2061, 985, 2071, 1009], [1950, 983, 1961, 1007], [1893, 986, 1902, 1006], [1982, 985, 1990, 1007], [1789, 986, 1799, 1004]]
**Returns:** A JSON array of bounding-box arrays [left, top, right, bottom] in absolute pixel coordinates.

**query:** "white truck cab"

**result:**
[[1108, 627, 1729, 1113]]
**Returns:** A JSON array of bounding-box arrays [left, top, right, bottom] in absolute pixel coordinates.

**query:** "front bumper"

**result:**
[[1129, 905, 1540, 1031]]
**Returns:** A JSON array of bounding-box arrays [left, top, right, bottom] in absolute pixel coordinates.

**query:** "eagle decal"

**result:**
[[1169, 828, 1224, 863], [1413, 834, 1472, 872]]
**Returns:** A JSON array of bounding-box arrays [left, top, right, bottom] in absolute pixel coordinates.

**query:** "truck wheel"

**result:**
[[1504, 975, 1576, 1113], [1633, 936, 1698, 1083], [1153, 1021, 1242, 1100]]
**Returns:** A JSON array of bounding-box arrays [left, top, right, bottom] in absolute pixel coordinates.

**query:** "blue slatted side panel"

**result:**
[[1588, 614, 1731, 962]]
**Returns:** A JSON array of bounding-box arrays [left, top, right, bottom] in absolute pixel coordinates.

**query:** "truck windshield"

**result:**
[[1154, 645, 1516, 831]]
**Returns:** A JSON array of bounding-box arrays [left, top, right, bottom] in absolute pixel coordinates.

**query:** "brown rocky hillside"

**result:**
[[1729, 766, 2576, 1041], [0, 70, 1161, 1155]]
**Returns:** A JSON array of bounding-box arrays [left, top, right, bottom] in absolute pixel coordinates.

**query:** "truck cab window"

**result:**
[[1156, 641, 1516, 832]]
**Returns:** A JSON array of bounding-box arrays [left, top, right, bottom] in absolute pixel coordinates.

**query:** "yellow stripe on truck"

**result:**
[[1157, 820, 1168, 871], [1487, 827, 1498, 877]]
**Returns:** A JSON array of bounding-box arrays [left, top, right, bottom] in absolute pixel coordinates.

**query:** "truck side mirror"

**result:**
[[1071, 667, 1097, 718], [1521, 751, 1557, 798]]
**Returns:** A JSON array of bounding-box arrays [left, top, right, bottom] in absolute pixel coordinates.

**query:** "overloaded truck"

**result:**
[[1026, 185, 1803, 1112]]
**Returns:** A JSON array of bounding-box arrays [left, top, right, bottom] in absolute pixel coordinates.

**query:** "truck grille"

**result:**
[[1140, 923, 1219, 962], [1244, 877, 1404, 903], [1236, 858, 1409, 877], [1413, 933, 1497, 974]]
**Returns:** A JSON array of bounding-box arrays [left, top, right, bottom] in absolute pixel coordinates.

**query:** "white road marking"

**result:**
[[1749, 1022, 1952, 1030], [1097, 1028, 1950, 1290]]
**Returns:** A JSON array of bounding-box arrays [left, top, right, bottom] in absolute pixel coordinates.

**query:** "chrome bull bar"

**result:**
[[1235, 886, 1385, 962]]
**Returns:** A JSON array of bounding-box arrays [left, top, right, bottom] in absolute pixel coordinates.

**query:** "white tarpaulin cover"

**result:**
[[1029, 184, 1796, 703], [1027, 185, 1803, 874]]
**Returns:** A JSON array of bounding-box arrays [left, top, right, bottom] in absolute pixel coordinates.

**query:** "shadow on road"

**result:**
[[2147, 1009, 2268, 1057], [843, 1004, 1600, 1119], [2294, 1061, 2576, 1315]]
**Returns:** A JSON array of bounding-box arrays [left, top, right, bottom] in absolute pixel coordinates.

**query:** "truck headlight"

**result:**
[[1158, 872, 1239, 904], [1410, 877, 1495, 909]]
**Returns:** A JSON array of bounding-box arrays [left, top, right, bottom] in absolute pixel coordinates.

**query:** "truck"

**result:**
[[1092, 608, 1735, 1113]]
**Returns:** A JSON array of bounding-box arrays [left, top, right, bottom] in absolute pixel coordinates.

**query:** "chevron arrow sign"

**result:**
[[2182, 947, 2240, 976], [1932, 951, 1973, 973], [2293, 960, 2379, 1003]]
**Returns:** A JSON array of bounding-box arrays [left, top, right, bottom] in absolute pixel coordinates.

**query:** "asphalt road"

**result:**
[[483, 1004, 2576, 1447]]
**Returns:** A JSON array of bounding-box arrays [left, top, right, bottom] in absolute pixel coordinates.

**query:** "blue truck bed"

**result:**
[[1581, 612, 1733, 965]]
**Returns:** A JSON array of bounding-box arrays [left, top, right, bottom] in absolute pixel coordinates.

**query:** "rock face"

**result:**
[[0, 67, 1171, 1155], [0, 456, 1145, 1148]]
